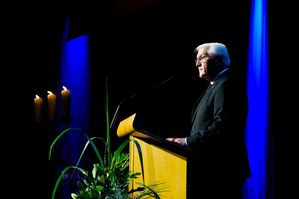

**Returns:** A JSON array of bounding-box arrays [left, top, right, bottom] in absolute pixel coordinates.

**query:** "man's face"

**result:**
[[195, 48, 211, 81]]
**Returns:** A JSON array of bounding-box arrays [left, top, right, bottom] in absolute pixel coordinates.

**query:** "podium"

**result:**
[[117, 113, 189, 199]]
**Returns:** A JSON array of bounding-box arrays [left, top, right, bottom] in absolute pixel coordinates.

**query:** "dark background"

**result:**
[[2, 0, 296, 198]]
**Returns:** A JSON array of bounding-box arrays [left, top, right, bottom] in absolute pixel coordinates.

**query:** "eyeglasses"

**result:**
[[195, 55, 209, 63]]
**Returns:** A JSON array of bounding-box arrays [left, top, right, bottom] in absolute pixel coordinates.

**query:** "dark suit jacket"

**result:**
[[186, 68, 250, 196]]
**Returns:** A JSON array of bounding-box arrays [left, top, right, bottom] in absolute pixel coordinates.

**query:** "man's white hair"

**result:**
[[195, 42, 231, 67]]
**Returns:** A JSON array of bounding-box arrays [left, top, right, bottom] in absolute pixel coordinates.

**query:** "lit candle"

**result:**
[[47, 91, 57, 121], [34, 95, 43, 123], [61, 86, 71, 121]]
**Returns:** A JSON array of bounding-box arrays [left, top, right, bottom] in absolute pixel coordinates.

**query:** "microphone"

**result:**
[[152, 75, 176, 89], [109, 75, 176, 130], [109, 93, 136, 129]]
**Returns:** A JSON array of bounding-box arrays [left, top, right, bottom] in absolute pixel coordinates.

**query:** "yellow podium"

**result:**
[[117, 113, 189, 199]]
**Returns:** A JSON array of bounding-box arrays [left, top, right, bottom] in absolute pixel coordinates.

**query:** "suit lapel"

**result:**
[[191, 84, 213, 123]]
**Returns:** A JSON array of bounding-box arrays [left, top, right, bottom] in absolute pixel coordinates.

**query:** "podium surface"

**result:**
[[117, 113, 188, 199]]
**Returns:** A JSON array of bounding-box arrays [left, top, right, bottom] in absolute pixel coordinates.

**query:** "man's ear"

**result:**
[[208, 56, 223, 71], [211, 56, 224, 68]]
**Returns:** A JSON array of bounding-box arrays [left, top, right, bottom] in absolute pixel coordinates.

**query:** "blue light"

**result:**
[[57, 17, 91, 198], [60, 35, 91, 130], [244, 0, 268, 198]]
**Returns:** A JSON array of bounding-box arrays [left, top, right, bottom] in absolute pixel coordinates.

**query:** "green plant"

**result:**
[[48, 81, 165, 199]]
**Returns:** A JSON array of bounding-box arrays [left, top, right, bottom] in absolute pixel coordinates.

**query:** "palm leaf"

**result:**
[[71, 136, 106, 178], [51, 166, 88, 199], [48, 128, 105, 168], [134, 181, 167, 199], [105, 77, 112, 166], [132, 139, 145, 184]]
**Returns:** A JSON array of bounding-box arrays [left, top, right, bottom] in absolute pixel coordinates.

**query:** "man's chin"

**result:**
[[200, 74, 208, 80]]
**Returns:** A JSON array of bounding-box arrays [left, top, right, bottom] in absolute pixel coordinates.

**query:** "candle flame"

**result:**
[[62, 86, 68, 90], [47, 91, 53, 95], [35, 95, 40, 99]]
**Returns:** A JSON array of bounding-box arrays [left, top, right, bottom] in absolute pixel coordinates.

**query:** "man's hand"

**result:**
[[166, 137, 187, 146]]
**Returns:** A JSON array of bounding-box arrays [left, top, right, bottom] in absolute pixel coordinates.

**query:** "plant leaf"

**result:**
[[49, 128, 81, 160], [105, 77, 112, 167], [135, 181, 167, 199], [49, 128, 105, 168], [71, 136, 106, 178], [51, 166, 88, 199], [132, 139, 145, 184], [114, 139, 129, 157]]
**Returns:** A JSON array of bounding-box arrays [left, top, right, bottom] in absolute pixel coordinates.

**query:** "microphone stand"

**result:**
[[109, 75, 175, 130], [110, 101, 122, 129], [109, 95, 136, 130]]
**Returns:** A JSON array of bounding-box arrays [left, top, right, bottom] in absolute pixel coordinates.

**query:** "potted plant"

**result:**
[[48, 83, 165, 199]]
